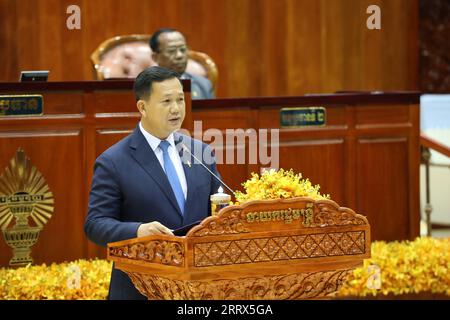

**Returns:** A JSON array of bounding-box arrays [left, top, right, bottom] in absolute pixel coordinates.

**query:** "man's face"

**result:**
[[152, 32, 188, 75], [138, 78, 185, 139]]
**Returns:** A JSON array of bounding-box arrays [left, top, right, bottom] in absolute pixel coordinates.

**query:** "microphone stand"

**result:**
[[180, 143, 235, 196]]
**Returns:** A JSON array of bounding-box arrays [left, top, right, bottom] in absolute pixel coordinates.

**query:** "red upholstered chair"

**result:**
[[90, 34, 218, 92]]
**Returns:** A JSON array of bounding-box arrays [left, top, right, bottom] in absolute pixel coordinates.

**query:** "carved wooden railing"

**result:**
[[420, 133, 450, 236], [108, 197, 371, 300]]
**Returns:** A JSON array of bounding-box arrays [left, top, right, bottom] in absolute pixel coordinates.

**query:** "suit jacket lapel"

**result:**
[[129, 127, 183, 218]]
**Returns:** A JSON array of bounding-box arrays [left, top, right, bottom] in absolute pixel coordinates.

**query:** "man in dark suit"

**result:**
[[84, 66, 221, 300], [150, 28, 214, 100]]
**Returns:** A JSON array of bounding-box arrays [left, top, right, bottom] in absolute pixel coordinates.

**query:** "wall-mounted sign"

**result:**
[[0, 95, 43, 116], [280, 107, 326, 128]]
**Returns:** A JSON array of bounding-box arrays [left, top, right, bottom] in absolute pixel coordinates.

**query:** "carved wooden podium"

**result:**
[[107, 197, 371, 300]]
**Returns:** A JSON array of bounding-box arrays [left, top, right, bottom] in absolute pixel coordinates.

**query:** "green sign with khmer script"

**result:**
[[280, 107, 326, 128], [0, 95, 43, 116]]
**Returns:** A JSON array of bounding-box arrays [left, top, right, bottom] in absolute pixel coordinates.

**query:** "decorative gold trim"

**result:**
[[0, 148, 54, 266], [109, 240, 184, 267], [193, 231, 366, 267], [188, 197, 369, 237]]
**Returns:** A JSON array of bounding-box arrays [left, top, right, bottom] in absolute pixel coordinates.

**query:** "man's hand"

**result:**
[[137, 221, 174, 237]]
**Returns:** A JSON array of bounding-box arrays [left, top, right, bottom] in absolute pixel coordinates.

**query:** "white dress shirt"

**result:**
[[139, 122, 187, 200]]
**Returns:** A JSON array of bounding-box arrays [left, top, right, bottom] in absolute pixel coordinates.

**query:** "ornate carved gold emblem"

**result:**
[[0, 148, 54, 266]]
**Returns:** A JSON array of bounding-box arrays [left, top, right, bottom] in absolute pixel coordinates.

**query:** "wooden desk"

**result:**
[[0, 81, 420, 267]]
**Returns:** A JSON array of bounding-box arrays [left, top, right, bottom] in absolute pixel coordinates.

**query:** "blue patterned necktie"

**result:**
[[159, 140, 185, 215]]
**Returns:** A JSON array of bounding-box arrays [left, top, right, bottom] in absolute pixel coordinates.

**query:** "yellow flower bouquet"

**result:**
[[0, 259, 112, 300], [337, 237, 450, 298], [234, 168, 330, 203]]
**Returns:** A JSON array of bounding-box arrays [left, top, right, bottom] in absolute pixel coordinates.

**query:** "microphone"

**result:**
[[177, 140, 235, 195]]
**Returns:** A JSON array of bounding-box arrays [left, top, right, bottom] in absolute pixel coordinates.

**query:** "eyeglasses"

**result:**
[[159, 45, 188, 57]]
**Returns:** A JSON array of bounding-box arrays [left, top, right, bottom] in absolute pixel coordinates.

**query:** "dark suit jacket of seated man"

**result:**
[[84, 66, 221, 300], [180, 71, 214, 100], [150, 28, 215, 100]]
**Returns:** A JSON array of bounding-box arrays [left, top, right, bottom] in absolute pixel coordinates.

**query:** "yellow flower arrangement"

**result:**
[[337, 237, 450, 297], [0, 259, 112, 300], [234, 168, 330, 203]]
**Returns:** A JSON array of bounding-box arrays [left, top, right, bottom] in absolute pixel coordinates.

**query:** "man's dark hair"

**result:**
[[133, 66, 180, 101], [149, 28, 178, 52]]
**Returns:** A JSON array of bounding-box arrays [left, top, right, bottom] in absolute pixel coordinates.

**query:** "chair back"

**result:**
[[91, 34, 218, 92]]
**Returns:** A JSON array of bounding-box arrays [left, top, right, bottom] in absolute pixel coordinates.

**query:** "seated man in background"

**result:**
[[150, 28, 214, 99]]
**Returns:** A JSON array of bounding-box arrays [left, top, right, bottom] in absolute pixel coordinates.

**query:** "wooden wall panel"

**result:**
[[95, 129, 133, 157], [0, 0, 418, 97], [356, 138, 410, 241], [193, 109, 252, 130], [43, 93, 84, 114], [278, 140, 346, 205], [0, 130, 85, 266], [193, 108, 258, 192], [93, 93, 137, 114], [286, 0, 322, 95], [355, 105, 410, 126], [216, 162, 250, 194]]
